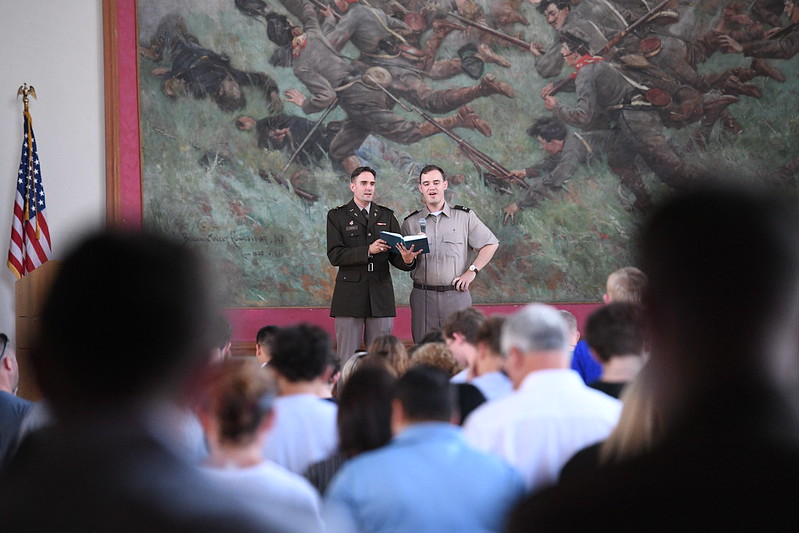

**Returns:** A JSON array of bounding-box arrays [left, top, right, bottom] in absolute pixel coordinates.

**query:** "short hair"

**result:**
[[560, 26, 592, 55], [265, 13, 295, 46], [395, 365, 454, 422], [474, 314, 506, 358], [350, 166, 376, 182], [442, 307, 486, 345], [606, 267, 648, 304], [418, 329, 444, 344], [38, 230, 216, 406], [410, 342, 461, 376], [0, 333, 9, 362], [337, 364, 395, 457], [537, 0, 571, 14], [367, 335, 410, 376], [269, 324, 334, 382], [200, 358, 277, 446], [501, 304, 568, 356], [527, 116, 567, 142], [559, 310, 578, 336], [256, 325, 280, 347], [584, 303, 646, 362], [419, 164, 446, 183], [211, 314, 233, 350], [337, 351, 369, 394]]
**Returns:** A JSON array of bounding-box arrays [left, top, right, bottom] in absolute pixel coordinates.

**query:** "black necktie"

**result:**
[[362, 208, 369, 221]]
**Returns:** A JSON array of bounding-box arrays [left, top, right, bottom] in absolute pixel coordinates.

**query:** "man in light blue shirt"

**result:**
[[324, 365, 525, 533]]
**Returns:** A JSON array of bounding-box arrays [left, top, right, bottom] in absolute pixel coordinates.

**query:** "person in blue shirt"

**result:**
[[571, 267, 647, 383], [324, 365, 525, 533]]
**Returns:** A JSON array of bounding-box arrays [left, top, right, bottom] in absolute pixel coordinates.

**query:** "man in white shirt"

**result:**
[[262, 324, 339, 474], [463, 303, 621, 492]]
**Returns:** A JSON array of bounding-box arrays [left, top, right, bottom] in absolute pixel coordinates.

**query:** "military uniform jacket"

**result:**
[[327, 199, 413, 318]]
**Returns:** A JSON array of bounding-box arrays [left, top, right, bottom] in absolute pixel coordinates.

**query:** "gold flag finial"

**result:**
[[17, 84, 36, 112]]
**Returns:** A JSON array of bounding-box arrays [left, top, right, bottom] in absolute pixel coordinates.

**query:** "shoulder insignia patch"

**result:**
[[453, 205, 471, 213], [404, 209, 421, 220]]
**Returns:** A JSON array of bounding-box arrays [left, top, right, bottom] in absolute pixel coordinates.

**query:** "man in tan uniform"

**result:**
[[401, 165, 499, 342]]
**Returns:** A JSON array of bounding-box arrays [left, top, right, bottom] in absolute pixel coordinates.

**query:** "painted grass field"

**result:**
[[137, 1, 799, 307]]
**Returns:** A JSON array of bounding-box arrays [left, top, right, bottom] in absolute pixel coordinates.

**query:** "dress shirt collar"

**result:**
[[420, 202, 450, 219], [353, 199, 372, 213], [393, 421, 460, 445], [518, 368, 583, 393]]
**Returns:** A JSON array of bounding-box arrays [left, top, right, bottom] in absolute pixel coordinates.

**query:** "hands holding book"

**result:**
[[369, 237, 423, 265], [397, 243, 423, 265]]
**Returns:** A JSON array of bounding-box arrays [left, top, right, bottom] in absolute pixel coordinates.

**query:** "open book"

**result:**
[[379, 231, 430, 254]]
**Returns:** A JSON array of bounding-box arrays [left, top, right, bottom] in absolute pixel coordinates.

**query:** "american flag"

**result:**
[[7, 112, 51, 279]]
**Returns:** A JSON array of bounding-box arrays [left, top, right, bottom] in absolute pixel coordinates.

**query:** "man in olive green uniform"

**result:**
[[327, 167, 420, 361]]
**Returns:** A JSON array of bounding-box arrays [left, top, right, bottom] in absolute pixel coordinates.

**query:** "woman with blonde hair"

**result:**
[[410, 342, 462, 377], [558, 362, 661, 482], [367, 334, 410, 376]]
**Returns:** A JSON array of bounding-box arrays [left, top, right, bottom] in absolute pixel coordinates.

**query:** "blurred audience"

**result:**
[[255, 325, 279, 367], [469, 315, 513, 401], [263, 324, 339, 474], [197, 358, 323, 533], [0, 333, 33, 470], [463, 304, 621, 492], [324, 365, 525, 532], [410, 342, 461, 376], [571, 267, 648, 384], [305, 364, 396, 495], [0, 230, 284, 531], [367, 335, 411, 376], [583, 302, 647, 398], [558, 310, 580, 354], [316, 356, 341, 402], [210, 314, 233, 363], [442, 307, 486, 383], [558, 362, 660, 482], [509, 186, 799, 530]]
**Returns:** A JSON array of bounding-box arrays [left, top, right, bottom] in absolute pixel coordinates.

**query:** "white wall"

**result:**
[[0, 1, 105, 341]]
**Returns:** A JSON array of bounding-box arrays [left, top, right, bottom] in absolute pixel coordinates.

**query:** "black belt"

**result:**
[[413, 282, 456, 292]]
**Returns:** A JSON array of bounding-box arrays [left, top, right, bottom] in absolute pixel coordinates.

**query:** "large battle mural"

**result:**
[[136, 0, 799, 307]]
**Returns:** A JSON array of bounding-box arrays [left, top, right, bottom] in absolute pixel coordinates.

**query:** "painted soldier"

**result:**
[[501, 116, 650, 223], [140, 13, 282, 113], [264, 0, 493, 174], [543, 28, 713, 191], [531, 0, 625, 79], [321, 0, 515, 114], [720, 0, 799, 60]]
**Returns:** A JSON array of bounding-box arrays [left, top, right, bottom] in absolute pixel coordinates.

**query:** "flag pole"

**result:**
[[17, 84, 39, 239], [8, 83, 51, 279]]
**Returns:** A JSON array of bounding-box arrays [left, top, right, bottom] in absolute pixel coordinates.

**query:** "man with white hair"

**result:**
[[463, 303, 621, 492]]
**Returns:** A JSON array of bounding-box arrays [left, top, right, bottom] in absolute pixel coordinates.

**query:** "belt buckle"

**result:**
[[368, 262, 374, 272]]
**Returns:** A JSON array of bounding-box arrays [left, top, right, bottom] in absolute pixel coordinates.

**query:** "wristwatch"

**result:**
[[468, 264, 479, 274]]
